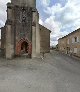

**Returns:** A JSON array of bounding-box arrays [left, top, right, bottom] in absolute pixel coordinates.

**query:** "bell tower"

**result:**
[[4, 0, 40, 59], [11, 0, 36, 7]]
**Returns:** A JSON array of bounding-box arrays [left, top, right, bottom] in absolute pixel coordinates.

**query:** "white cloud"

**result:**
[[41, 0, 50, 7], [0, 0, 10, 28], [39, 19, 43, 25], [41, 0, 80, 46], [1, 0, 80, 46]]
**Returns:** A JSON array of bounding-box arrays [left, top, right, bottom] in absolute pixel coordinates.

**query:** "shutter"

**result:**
[[72, 38, 74, 43], [74, 48, 77, 53], [67, 39, 69, 44], [77, 37, 79, 42]]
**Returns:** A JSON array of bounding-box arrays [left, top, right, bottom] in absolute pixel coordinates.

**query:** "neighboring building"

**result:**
[[58, 29, 80, 57], [1, 0, 51, 59], [58, 36, 67, 53], [39, 25, 51, 53]]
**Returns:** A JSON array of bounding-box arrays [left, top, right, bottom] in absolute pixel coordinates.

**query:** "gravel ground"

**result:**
[[0, 50, 80, 92]]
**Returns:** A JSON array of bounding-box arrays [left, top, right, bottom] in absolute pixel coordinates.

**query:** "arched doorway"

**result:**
[[21, 41, 28, 54], [16, 39, 32, 57]]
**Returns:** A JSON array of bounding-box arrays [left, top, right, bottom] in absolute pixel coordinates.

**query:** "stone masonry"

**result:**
[[1, 0, 51, 59]]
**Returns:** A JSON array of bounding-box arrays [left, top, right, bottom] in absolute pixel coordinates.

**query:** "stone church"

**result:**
[[1, 0, 51, 59]]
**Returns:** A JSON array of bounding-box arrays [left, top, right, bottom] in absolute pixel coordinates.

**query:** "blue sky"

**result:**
[[36, 0, 80, 46], [0, 0, 80, 46]]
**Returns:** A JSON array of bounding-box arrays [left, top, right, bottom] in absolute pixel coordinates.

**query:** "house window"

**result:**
[[74, 48, 77, 54], [72, 37, 79, 43], [74, 37, 77, 42]]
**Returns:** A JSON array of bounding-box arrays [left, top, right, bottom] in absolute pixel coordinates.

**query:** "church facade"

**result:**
[[1, 0, 51, 59]]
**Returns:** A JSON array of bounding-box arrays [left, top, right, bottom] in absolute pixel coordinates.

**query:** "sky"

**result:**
[[0, 0, 80, 46]]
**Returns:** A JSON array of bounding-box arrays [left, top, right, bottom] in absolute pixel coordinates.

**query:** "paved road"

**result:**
[[0, 50, 80, 92]]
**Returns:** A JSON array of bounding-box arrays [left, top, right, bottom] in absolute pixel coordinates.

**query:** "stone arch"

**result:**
[[16, 38, 32, 56], [21, 41, 28, 54]]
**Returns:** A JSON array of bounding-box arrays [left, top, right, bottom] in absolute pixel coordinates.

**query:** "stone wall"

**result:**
[[58, 37, 67, 53], [58, 29, 80, 57], [11, 0, 36, 7], [1, 0, 51, 59], [39, 24, 51, 53], [1, 27, 6, 50]]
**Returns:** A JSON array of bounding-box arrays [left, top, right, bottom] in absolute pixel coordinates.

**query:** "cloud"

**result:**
[[0, 20, 5, 27], [39, 19, 43, 25], [0, 0, 10, 28], [1, 0, 80, 46], [39, 0, 80, 46], [41, 0, 50, 7]]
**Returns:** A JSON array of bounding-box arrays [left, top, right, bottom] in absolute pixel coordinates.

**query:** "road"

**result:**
[[0, 50, 80, 92]]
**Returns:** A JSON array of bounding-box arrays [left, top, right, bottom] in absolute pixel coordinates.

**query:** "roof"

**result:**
[[39, 24, 51, 33], [59, 28, 80, 40]]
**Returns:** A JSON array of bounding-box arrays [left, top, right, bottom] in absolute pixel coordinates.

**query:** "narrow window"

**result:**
[[74, 37, 77, 42]]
